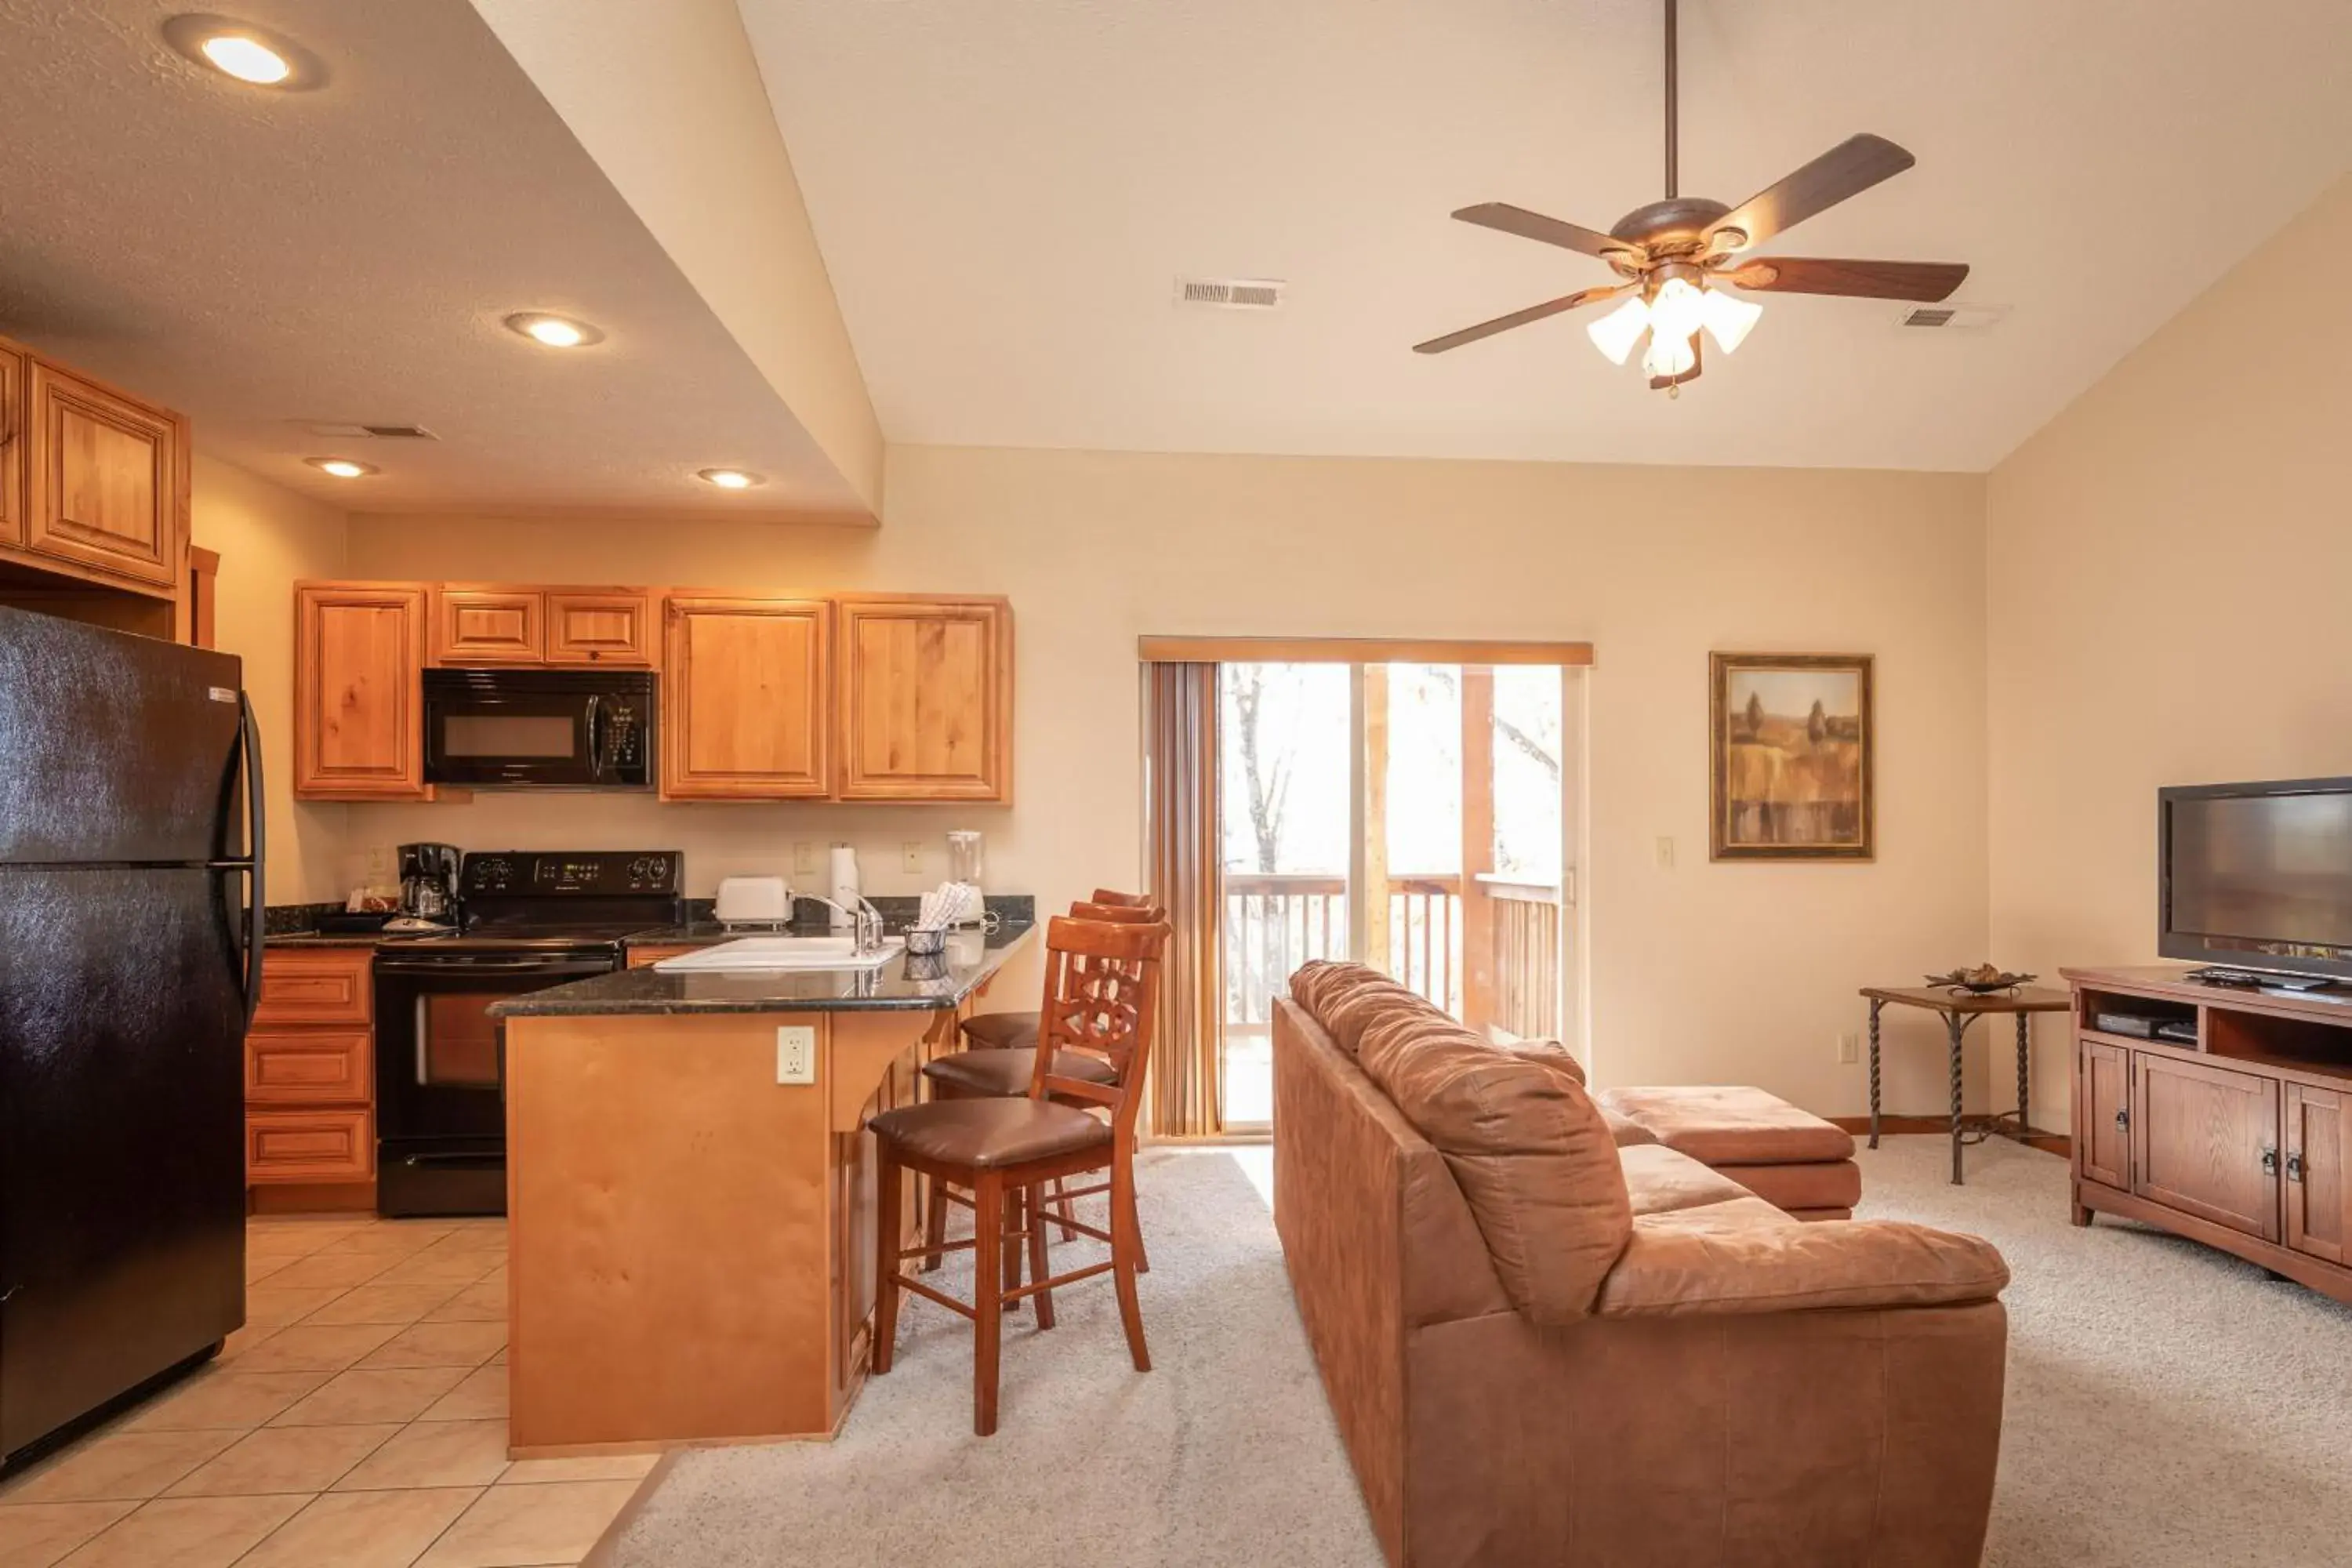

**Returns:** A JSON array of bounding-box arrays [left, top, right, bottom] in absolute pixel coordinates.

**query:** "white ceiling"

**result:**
[[739, 0, 2352, 473], [0, 0, 862, 515]]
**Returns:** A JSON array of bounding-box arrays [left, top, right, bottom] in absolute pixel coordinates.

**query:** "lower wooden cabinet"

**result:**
[[2078, 1039, 2131, 1191], [248, 950, 376, 1191], [2132, 1052, 2280, 1242], [248, 1110, 374, 1185], [2285, 1084, 2347, 1265]]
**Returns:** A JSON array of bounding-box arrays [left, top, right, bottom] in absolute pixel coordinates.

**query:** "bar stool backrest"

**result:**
[[1069, 900, 1163, 924], [1029, 916, 1170, 1134], [1088, 888, 1152, 908]]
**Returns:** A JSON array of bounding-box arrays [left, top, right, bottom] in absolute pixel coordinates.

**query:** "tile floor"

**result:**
[[0, 1213, 653, 1568]]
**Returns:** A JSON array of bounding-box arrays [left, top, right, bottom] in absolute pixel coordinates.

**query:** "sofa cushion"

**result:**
[[1353, 1010, 1630, 1325], [1720, 1160, 1864, 1215], [1300, 965, 1432, 1058], [1497, 1036, 1587, 1087], [1603, 1108, 1660, 1148], [1595, 1200, 2010, 1318], [1597, 1084, 1856, 1165], [1619, 1144, 1758, 1217]]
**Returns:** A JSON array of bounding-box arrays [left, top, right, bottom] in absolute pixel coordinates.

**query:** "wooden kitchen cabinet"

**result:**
[[432, 585, 544, 665], [834, 594, 1013, 802], [662, 596, 832, 799], [547, 590, 653, 665], [23, 356, 184, 592], [248, 949, 376, 1196], [295, 583, 431, 800], [0, 338, 23, 549], [2131, 1051, 2279, 1242]]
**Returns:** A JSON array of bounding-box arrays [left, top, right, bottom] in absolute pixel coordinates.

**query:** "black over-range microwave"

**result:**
[[421, 668, 654, 789]]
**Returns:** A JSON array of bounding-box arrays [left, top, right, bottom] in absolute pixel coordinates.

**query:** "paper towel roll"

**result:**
[[828, 844, 861, 930]]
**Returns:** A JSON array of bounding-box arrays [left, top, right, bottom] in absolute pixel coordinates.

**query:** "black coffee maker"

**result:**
[[396, 843, 462, 927]]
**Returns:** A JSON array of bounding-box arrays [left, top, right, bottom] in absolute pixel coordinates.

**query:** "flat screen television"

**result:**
[[2160, 778, 2352, 981]]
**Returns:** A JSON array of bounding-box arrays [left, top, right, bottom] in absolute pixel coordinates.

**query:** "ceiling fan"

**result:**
[[1414, 0, 1969, 393]]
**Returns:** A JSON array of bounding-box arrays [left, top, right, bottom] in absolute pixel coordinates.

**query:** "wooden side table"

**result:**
[[1859, 985, 2071, 1184]]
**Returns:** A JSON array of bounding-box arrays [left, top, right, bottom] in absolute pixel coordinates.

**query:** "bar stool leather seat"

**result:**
[[924, 1047, 1116, 1098], [958, 1011, 1040, 1052], [868, 1097, 1112, 1170]]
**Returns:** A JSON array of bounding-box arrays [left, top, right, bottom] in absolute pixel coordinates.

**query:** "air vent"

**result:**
[[1894, 302, 2009, 333], [1176, 277, 1287, 310], [299, 422, 439, 441]]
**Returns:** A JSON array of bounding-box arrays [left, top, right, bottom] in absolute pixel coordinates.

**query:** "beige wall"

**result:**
[[346, 447, 1988, 1116], [1987, 174, 2352, 1126], [190, 454, 350, 905]]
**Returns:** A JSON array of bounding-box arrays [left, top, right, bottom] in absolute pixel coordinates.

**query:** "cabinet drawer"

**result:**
[[248, 1109, 373, 1184], [546, 590, 652, 665], [433, 586, 545, 666], [247, 1030, 371, 1105], [254, 952, 372, 1025]]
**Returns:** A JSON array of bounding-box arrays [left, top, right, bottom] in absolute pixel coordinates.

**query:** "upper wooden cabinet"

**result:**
[[835, 595, 1013, 802], [432, 586, 544, 665], [662, 597, 832, 799], [24, 358, 183, 591], [295, 583, 431, 800], [0, 339, 24, 549], [426, 585, 653, 667], [547, 590, 652, 665]]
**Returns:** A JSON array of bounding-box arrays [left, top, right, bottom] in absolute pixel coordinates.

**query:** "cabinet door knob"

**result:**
[[2286, 1151, 2306, 1183], [2114, 1108, 2129, 1130], [2261, 1145, 2280, 1177]]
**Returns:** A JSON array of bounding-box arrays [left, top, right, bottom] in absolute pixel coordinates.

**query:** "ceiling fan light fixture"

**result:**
[[1700, 286, 1764, 354], [1646, 277, 1708, 347], [1586, 295, 1652, 365], [1641, 328, 1697, 381]]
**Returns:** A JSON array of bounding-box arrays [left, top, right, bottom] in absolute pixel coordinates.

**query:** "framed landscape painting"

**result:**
[[1709, 652, 1875, 861]]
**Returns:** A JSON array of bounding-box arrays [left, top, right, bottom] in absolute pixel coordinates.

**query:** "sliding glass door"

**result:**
[[1214, 659, 1572, 1130]]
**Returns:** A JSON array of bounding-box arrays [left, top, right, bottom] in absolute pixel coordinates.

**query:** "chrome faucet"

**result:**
[[803, 894, 887, 956]]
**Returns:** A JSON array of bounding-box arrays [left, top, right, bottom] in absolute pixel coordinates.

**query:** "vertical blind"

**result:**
[[1142, 662, 1225, 1138]]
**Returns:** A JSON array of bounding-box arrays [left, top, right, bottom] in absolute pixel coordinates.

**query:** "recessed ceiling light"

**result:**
[[504, 312, 604, 349], [697, 468, 762, 490], [306, 457, 378, 479], [162, 15, 324, 89]]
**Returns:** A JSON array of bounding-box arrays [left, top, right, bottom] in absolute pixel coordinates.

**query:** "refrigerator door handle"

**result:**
[[237, 692, 267, 1025]]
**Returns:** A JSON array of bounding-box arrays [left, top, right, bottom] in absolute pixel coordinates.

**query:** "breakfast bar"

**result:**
[[487, 925, 1033, 1456]]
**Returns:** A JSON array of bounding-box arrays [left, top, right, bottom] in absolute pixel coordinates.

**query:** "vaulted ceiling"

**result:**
[[737, 0, 2352, 472]]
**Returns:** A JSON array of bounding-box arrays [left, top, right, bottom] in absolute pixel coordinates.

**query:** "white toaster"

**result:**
[[713, 875, 790, 926]]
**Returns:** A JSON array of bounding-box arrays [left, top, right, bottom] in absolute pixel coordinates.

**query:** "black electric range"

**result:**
[[374, 850, 684, 1217]]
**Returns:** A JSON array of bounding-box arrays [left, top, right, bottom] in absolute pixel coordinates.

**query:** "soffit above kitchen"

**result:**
[[0, 0, 868, 518], [736, 0, 2352, 473]]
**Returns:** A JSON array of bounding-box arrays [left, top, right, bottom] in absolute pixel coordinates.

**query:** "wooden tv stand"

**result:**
[[2064, 966, 2352, 1306]]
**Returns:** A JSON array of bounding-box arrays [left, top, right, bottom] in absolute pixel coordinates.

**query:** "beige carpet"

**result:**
[[600, 1138, 2352, 1568]]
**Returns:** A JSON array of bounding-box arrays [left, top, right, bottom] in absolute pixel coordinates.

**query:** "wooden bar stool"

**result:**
[[924, 897, 1163, 1269], [954, 888, 1152, 1055], [868, 914, 1168, 1436]]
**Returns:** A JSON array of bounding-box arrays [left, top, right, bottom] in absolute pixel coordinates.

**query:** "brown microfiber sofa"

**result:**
[[1276, 962, 2010, 1568]]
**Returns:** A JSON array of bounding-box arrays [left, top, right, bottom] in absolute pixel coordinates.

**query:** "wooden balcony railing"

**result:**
[[1223, 871, 1562, 1040]]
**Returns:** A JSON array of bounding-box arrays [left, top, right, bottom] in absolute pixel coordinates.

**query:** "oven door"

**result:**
[[373, 952, 615, 1214]]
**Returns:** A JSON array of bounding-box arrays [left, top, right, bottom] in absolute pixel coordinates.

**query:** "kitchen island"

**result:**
[[486, 924, 1032, 1456]]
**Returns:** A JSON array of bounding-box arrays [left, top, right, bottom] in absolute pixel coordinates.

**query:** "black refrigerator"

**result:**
[[0, 608, 262, 1463]]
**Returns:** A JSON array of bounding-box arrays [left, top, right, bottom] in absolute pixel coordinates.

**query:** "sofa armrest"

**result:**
[[1593, 1204, 2009, 1319]]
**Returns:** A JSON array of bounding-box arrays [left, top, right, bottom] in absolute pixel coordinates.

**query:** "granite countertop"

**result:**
[[264, 931, 402, 949], [488, 924, 1035, 1018]]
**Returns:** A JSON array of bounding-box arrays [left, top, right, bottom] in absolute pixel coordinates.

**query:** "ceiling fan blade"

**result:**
[[1451, 203, 1642, 262], [1413, 285, 1627, 354], [1704, 134, 1916, 253], [1650, 336, 1701, 391], [1719, 257, 1968, 301]]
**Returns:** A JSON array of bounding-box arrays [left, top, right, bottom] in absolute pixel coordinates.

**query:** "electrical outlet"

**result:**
[[1838, 1031, 1860, 1065], [365, 845, 391, 884], [793, 841, 818, 876], [775, 1025, 816, 1085], [902, 841, 924, 875], [1654, 837, 1675, 870]]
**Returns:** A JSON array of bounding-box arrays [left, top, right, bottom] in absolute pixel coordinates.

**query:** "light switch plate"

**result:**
[[902, 841, 924, 874], [793, 841, 818, 876], [775, 1025, 816, 1084], [1655, 837, 1675, 870]]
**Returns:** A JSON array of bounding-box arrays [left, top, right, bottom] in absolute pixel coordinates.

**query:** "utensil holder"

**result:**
[[904, 927, 948, 957]]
